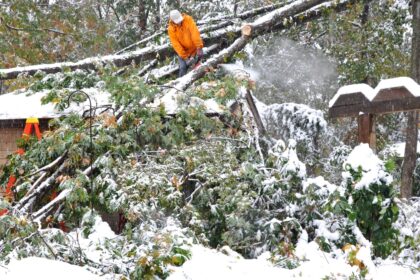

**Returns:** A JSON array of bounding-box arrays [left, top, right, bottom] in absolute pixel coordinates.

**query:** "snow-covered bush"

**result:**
[[262, 102, 327, 174], [334, 144, 400, 258], [412, 159, 420, 197], [107, 137, 311, 260], [392, 198, 420, 270], [0, 210, 193, 279], [320, 143, 353, 183]]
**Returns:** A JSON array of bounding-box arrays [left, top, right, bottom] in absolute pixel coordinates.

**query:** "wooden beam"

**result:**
[[329, 105, 367, 118], [245, 89, 266, 135], [358, 113, 376, 149], [330, 97, 420, 118], [329, 79, 420, 118], [372, 87, 414, 102]]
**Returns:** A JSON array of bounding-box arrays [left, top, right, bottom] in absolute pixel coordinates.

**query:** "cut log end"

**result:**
[[241, 24, 252, 37]]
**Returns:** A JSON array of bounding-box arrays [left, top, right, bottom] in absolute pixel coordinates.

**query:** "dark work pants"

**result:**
[[178, 56, 188, 77]]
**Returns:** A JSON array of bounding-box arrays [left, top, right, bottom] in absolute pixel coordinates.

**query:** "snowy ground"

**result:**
[[1, 235, 417, 280], [0, 257, 103, 280], [168, 238, 419, 280]]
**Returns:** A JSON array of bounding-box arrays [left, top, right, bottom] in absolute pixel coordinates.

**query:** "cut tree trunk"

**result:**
[[401, 0, 420, 199]]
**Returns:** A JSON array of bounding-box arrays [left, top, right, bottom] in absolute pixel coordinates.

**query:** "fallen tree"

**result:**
[[162, 0, 345, 94], [2, 0, 359, 224], [0, 0, 353, 81], [115, 0, 294, 55]]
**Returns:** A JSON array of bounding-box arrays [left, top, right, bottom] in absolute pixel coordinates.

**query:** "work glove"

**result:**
[[196, 48, 204, 60]]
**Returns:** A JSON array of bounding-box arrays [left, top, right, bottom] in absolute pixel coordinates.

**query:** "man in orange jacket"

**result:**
[[168, 10, 204, 77]]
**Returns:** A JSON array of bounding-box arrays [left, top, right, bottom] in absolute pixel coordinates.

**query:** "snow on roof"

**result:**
[[0, 88, 111, 120], [329, 77, 420, 108], [374, 76, 420, 97], [329, 83, 374, 108]]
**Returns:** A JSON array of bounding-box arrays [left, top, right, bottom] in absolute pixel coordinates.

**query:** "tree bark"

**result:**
[[401, 0, 420, 199], [154, 0, 161, 31], [138, 0, 147, 34]]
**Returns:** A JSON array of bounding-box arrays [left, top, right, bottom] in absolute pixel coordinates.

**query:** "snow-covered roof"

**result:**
[[328, 84, 374, 108], [374, 76, 420, 97], [329, 77, 420, 108], [0, 88, 111, 120]]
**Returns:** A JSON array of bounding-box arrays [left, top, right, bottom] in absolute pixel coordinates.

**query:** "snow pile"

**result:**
[[167, 240, 419, 280], [343, 144, 393, 190], [68, 211, 117, 264], [0, 257, 103, 280], [278, 139, 306, 178]]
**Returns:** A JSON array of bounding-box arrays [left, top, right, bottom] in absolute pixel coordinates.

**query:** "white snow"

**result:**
[[303, 176, 337, 196], [219, 62, 260, 81], [0, 88, 111, 120], [329, 83, 375, 108], [374, 260, 420, 280], [329, 77, 420, 108], [345, 144, 382, 172], [312, 219, 340, 241], [0, 44, 169, 77], [374, 77, 420, 97], [68, 212, 117, 263], [343, 144, 393, 189], [385, 142, 420, 157], [0, 257, 103, 279], [252, 0, 305, 26], [279, 139, 307, 178], [167, 242, 419, 280], [149, 89, 225, 115]]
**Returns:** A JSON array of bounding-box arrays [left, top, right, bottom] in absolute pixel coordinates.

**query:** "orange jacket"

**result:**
[[168, 14, 204, 60]]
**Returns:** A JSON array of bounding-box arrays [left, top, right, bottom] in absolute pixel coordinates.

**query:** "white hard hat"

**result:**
[[170, 10, 183, 24]]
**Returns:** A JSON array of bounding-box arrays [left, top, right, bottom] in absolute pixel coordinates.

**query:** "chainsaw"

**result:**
[[186, 54, 202, 70]]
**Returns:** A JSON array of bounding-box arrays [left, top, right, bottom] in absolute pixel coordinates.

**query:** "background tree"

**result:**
[[401, 0, 420, 198]]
